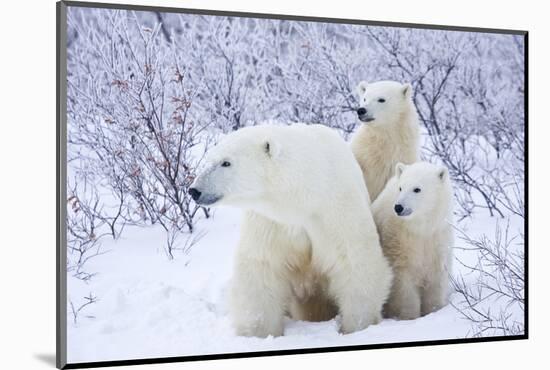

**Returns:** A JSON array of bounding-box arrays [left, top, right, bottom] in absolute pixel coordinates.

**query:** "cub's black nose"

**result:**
[[357, 107, 367, 116], [394, 204, 404, 215], [189, 188, 202, 201]]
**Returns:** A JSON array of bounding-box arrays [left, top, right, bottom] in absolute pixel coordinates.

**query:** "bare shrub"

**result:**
[[70, 293, 99, 325], [67, 9, 213, 259], [450, 220, 525, 337]]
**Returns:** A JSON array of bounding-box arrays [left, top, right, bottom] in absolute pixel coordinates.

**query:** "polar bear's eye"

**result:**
[[414, 187, 421, 193], [221, 161, 231, 167], [378, 98, 386, 103], [399, 187, 402, 192]]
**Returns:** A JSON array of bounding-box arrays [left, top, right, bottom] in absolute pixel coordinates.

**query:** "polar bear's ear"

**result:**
[[263, 140, 280, 159], [402, 83, 412, 99], [355, 81, 369, 97], [438, 166, 448, 181], [395, 162, 406, 178]]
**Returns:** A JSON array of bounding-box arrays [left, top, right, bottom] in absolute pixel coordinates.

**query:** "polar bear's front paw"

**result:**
[[233, 311, 285, 338], [339, 311, 381, 334], [385, 300, 421, 320]]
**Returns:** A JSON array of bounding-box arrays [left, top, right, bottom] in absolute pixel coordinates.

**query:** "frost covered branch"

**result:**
[[70, 293, 98, 325], [450, 220, 525, 337], [67, 9, 213, 258]]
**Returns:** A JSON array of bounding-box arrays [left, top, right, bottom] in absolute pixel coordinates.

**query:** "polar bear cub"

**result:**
[[351, 80, 420, 202], [372, 162, 454, 320], [190, 124, 392, 337]]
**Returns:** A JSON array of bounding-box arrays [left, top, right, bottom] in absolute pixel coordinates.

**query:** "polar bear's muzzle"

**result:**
[[394, 203, 412, 217], [188, 187, 222, 206], [357, 107, 375, 123]]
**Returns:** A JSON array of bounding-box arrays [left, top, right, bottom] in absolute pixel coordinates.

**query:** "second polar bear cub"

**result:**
[[372, 162, 454, 320], [351, 80, 420, 202], [190, 124, 392, 337]]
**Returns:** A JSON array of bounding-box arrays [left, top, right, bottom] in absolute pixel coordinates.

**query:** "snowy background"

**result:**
[[65, 6, 525, 364]]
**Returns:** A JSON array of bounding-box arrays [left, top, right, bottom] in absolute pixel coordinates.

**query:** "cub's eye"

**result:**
[[221, 161, 231, 167], [399, 187, 402, 192], [414, 187, 421, 193], [378, 98, 386, 103]]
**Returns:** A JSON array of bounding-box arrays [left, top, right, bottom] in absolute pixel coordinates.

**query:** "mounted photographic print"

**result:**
[[56, 1, 528, 368]]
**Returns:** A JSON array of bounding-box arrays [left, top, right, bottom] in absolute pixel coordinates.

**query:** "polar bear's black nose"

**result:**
[[189, 188, 202, 201], [357, 107, 367, 116], [394, 204, 404, 215]]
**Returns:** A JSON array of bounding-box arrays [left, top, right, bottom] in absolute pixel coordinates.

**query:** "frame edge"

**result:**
[[56, 2, 529, 368], [57, 1, 68, 369], [62, 0, 527, 35]]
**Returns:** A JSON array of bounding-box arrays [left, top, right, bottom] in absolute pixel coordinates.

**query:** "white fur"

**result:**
[[351, 80, 420, 202], [192, 124, 392, 337], [372, 162, 454, 320]]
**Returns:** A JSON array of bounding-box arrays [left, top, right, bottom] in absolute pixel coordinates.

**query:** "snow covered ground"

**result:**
[[66, 202, 522, 364]]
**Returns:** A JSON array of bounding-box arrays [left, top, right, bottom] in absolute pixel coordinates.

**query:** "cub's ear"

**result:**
[[263, 139, 280, 159], [402, 83, 413, 99], [355, 81, 369, 97], [395, 162, 406, 178], [438, 166, 448, 181]]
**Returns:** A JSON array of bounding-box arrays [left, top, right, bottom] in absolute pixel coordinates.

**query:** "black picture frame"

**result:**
[[56, 1, 528, 368]]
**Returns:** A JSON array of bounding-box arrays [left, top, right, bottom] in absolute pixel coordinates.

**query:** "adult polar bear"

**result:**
[[190, 124, 392, 337], [351, 80, 420, 202]]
